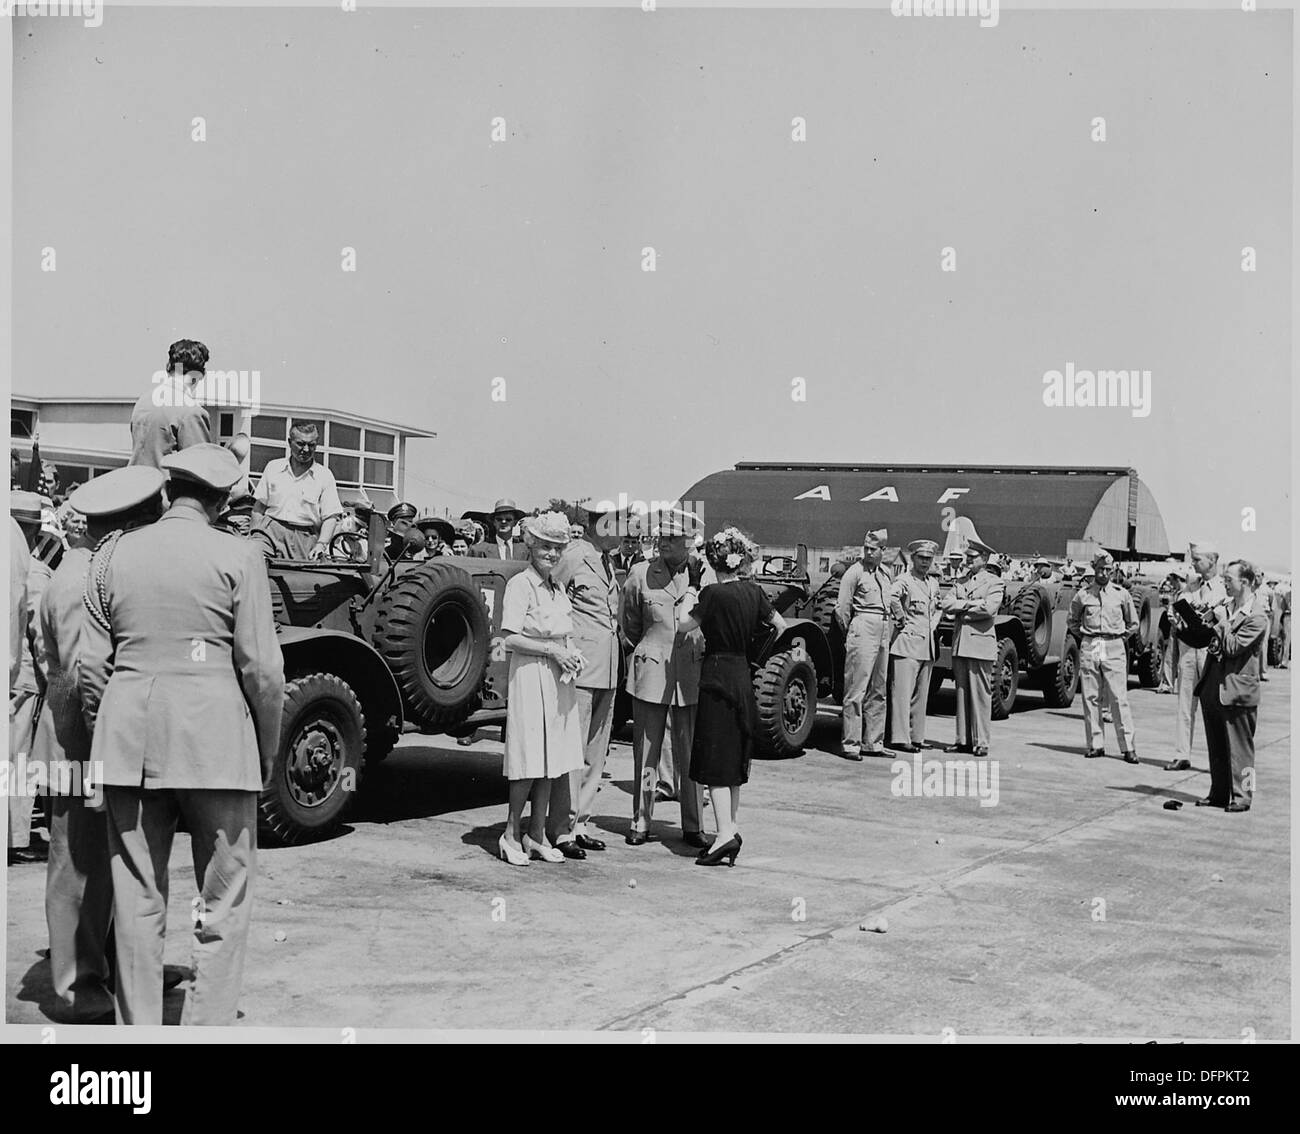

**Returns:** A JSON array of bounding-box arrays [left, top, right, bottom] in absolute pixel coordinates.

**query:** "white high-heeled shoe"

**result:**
[[521, 834, 563, 863], [498, 835, 530, 866]]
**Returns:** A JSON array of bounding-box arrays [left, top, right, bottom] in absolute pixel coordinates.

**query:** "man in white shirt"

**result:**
[[470, 499, 529, 561], [249, 422, 343, 560]]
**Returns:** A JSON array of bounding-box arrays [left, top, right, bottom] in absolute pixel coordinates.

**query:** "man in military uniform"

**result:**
[[941, 540, 1006, 758], [128, 339, 212, 470], [887, 539, 941, 753], [1033, 556, 1057, 583], [1068, 551, 1140, 762], [1165, 540, 1226, 772], [621, 514, 705, 846], [547, 501, 624, 856], [78, 444, 284, 1025], [9, 491, 54, 863], [836, 529, 894, 760], [34, 467, 165, 1020]]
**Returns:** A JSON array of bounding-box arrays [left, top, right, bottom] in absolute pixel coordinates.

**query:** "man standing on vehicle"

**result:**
[[622, 514, 706, 847], [547, 500, 624, 857], [887, 539, 942, 753], [128, 339, 212, 470], [1164, 540, 1226, 772], [78, 444, 284, 1025], [941, 540, 1005, 759], [249, 422, 343, 561], [1068, 550, 1139, 763], [836, 529, 894, 760]]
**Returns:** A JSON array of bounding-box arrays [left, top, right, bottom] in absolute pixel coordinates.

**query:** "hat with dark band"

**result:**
[[908, 539, 940, 556], [657, 513, 691, 539], [966, 539, 996, 557], [10, 490, 43, 525], [161, 443, 242, 491], [491, 498, 527, 523], [68, 467, 165, 518], [415, 515, 456, 544], [388, 501, 418, 523]]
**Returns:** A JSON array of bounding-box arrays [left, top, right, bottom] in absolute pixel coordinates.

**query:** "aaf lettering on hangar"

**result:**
[[792, 484, 972, 504]]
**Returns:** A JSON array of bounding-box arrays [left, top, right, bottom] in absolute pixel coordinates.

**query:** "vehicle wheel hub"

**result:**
[[288, 719, 343, 806]]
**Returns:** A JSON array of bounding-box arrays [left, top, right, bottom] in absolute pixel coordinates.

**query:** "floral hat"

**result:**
[[523, 510, 572, 546], [705, 526, 758, 572]]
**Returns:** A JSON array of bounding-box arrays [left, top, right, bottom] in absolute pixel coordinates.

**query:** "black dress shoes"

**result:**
[[862, 750, 890, 759], [1123, 750, 1140, 764], [682, 832, 710, 849], [557, 842, 587, 859], [892, 743, 922, 754], [972, 747, 989, 759], [1085, 749, 1105, 759], [1225, 802, 1252, 813], [625, 830, 648, 846], [1164, 758, 1192, 771], [946, 743, 973, 755], [574, 833, 606, 852], [1194, 796, 1226, 807], [839, 747, 864, 761]]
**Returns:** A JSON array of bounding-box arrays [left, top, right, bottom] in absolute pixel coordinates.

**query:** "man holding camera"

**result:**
[[1165, 540, 1226, 772]]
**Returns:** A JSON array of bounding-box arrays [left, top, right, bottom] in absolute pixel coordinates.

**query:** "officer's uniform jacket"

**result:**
[[553, 538, 621, 689], [77, 507, 285, 791], [1198, 599, 1269, 709], [127, 381, 211, 470], [31, 546, 93, 768], [889, 572, 941, 661], [944, 569, 1006, 661], [14, 556, 53, 696], [622, 557, 703, 706]]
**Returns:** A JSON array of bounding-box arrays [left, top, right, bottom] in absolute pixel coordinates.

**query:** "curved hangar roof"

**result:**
[[681, 464, 1170, 558]]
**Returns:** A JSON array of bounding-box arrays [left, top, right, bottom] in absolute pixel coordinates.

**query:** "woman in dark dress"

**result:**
[[678, 528, 786, 866]]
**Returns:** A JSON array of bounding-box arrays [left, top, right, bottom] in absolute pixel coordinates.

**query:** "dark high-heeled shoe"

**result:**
[[695, 835, 741, 867]]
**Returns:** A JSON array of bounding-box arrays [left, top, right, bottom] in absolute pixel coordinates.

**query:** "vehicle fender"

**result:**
[[276, 626, 405, 737], [757, 617, 834, 681]]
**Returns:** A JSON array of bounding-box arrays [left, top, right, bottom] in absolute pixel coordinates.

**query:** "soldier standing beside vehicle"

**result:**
[[249, 422, 343, 561], [941, 540, 1005, 759], [78, 444, 284, 1025], [545, 501, 624, 858], [1068, 551, 1139, 763], [622, 514, 706, 847], [887, 540, 942, 753], [1165, 540, 1226, 772], [836, 529, 894, 761], [34, 467, 165, 1021]]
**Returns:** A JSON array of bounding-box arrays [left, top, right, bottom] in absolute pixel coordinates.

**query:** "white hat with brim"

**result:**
[[10, 490, 43, 525], [523, 511, 571, 546], [162, 443, 242, 492], [69, 467, 165, 518]]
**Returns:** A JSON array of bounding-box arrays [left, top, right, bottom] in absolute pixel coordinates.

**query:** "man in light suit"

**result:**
[[836, 529, 894, 760], [887, 539, 942, 753], [78, 444, 284, 1025], [34, 467, 165, 1021], [942, 540, 1006, 758], [9, 491, 54, 863], [622, 514, 705, 847], [1164, 540, 1226, 771], [470, 499, 531, 560], [128, 339, 212, 470], [1195, 560, 1268, 812], [547, 501, 624, 857]]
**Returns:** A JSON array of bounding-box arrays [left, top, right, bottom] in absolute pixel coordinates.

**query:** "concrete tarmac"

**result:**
[[7, 669, 1291, 1038]]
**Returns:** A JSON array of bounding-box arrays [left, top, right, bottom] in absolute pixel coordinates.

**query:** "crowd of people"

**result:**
[[5, 337, 1290, 1026]]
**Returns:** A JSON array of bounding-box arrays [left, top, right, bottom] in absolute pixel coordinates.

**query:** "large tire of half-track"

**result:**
[[372, 562, 491, 730], [1011, 585, 1052, 668], [1041, 634, 1081, 708]]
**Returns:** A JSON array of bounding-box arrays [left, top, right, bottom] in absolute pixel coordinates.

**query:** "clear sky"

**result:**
[[12, 5, 1292, 568]]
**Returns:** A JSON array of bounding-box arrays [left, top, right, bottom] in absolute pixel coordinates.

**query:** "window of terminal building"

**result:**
[[11, 410, 34, 440]]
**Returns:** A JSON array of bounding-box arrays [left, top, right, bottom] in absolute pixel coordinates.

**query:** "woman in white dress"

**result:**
[[498, 512, 587, 865]]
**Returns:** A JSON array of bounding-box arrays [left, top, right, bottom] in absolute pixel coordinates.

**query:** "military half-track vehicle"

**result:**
[[259, 513, 528, 845]]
